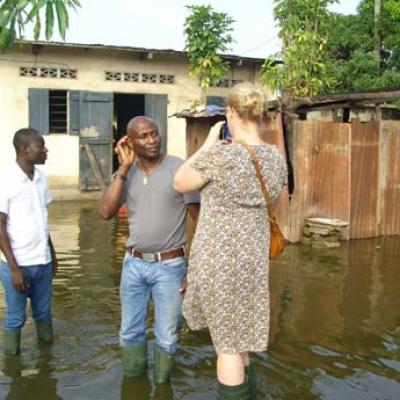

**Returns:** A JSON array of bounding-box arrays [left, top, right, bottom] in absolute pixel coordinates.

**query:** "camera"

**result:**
[[220, 122, 232, 141]]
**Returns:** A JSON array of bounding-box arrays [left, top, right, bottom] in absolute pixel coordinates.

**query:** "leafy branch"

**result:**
[[261, 0, 337, 104], [184, 4, 234, 105], [0, 0, 81, 51]]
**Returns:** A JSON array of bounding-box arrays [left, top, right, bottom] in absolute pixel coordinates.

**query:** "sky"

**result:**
[[27, 0, 360, 59]]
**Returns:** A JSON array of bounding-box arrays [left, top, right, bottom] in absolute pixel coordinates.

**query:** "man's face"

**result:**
[[128, 120, 161, 160], [25, 133, 48, 165]]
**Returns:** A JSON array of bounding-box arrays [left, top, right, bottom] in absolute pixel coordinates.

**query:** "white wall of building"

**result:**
[[0, 42, 263, 191]]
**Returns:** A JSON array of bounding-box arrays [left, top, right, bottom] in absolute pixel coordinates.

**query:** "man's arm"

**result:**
[[0, 212, 27, 292], [99, 136, 135, 219], [48, 235, 58, 276], [98, 169, 129, 219]]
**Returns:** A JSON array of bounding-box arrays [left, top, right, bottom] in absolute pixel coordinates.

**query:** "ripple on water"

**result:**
[[1, 202, 399, 399]]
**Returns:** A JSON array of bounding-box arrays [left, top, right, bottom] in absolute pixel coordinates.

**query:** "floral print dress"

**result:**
[[183, 142, 287, 353]]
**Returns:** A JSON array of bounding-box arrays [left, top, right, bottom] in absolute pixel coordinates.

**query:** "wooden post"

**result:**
[[374, 0, 382, 68]]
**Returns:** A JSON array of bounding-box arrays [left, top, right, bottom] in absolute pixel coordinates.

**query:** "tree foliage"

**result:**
[[184, 4, 234, 104], [0, 0, 81, 51], [261, 0, 337, 102], [262, 0, 400, 99], [326, 0, 400, 91]]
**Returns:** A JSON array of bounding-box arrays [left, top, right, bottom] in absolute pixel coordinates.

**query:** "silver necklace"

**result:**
[[138, 156, 163, 185]]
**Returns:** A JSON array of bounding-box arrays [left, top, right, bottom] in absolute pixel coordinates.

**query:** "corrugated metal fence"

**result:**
[[283, 118, 400, 242], [184, 114, 400, 242]]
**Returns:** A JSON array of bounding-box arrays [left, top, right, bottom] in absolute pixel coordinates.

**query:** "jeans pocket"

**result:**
[[161, 256, 187, 269]]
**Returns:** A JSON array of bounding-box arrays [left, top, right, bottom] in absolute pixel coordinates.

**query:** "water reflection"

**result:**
[[2, 345, 62, 400], [121, 375, 152, 399], [0, 201, 398, 399]]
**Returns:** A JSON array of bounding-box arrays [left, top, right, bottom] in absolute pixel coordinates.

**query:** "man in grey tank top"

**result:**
[[99, 116, 199, 384]]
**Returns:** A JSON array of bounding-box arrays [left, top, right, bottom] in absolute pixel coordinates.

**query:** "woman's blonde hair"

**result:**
[[226, 82, 268, 122]]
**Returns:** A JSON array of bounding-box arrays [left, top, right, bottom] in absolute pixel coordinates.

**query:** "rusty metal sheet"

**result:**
[[186, 113, 291, 239], [261, 112, 290, 238], [289, 120, 351, 242], [380, 121, 400, 236], [350, 120, 379, 238]]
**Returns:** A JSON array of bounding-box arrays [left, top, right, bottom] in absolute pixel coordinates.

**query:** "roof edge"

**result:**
[[15, 39, 267, 63]]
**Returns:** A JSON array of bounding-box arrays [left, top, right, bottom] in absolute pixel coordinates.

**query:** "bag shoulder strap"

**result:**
[[237, 141, 276, 221]]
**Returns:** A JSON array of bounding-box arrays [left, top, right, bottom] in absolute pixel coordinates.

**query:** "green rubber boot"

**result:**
[[217, 380, 251, 400], [154, 345, 174, 384], [121, 343, 148, 378], [3, 330, 21, 355], [35, 321, 53, 343], [245, 363, 257, 400]]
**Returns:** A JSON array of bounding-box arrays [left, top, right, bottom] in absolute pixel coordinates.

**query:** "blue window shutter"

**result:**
[[207, 96, 225, 107], [145, 94, 168, 154], [28, 88, 49, 135], [69, 91, 81, 135]]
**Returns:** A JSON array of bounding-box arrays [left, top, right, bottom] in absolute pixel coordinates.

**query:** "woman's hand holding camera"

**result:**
[[204, 121, 225, 147]]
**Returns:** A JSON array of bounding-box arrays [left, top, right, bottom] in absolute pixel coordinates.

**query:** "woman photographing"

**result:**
[[174, 82, 287, 399]]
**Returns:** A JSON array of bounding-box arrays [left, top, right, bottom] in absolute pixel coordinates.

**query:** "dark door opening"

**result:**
[[113, 93, 145, 171]]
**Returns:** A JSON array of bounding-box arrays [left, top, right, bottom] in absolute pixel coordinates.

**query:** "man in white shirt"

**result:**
[[0, 128, 58, 355]]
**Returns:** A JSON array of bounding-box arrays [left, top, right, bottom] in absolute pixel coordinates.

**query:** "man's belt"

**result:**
[[127, 246, 185, 263]]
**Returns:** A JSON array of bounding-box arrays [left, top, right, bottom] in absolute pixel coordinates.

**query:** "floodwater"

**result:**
[[0, 201, 399, 400]]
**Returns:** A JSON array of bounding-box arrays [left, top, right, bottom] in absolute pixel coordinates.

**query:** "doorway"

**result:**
[[113, 93, 145, 171]]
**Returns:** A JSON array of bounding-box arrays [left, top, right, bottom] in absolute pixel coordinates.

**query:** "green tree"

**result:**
[[184, 4, 234, 105], [0, 0, 81, 51], [261, 0, 337, 103], [326, 0, 400, 91]]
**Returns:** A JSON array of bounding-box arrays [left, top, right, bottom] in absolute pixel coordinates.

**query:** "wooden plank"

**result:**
[[350, 120, 379, 238], [145, 94, 168, 154], [186, 116, 224, 157], [289, 120, 351, 242], [79, 91, 113, 191], [29, 88, 49, 135], [380, 121, 400, 235], [294, 88, 400, 111], [82, 144, 106, 189]]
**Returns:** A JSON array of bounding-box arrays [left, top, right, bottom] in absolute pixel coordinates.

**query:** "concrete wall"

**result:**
[[0, 43, 262, 193]]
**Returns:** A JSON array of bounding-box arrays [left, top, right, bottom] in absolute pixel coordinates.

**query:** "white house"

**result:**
[[0, 40, 265, 198]]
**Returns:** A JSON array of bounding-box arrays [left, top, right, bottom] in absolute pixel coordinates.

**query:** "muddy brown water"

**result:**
[[0, 201, 399, 399]]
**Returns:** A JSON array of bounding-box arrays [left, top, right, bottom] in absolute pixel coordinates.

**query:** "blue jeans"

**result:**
[[119, 253, 187, 353], [0, 260, 53, 331]]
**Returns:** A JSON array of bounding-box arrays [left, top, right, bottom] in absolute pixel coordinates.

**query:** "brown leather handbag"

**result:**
[[239, 142, 286, 260]]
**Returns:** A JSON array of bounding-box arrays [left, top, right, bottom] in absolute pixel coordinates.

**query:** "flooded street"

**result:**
[[0, 201, 399, 399]]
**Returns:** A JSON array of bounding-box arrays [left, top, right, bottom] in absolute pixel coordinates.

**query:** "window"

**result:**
[[49, 90, 67, 133]]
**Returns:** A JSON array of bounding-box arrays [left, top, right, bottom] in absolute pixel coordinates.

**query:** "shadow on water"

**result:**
[[0, 201, 399, 399]]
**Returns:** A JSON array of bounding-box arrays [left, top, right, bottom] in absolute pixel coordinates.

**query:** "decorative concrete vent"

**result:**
[[211, 79, 243, 88], [142, 73, 157, 83], [159, 74, 175, 84], [124, 72, 140, 82], [59, 69, 77, 79], [105, 71, 175, 84], [105, 71, 122, 81], [40, 68, 58, 78], [20, 66, 77, 79], [20, 67, 38, 77]]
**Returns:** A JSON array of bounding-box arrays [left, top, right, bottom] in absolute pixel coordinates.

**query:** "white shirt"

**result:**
[[0, 162, 52, 266]]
